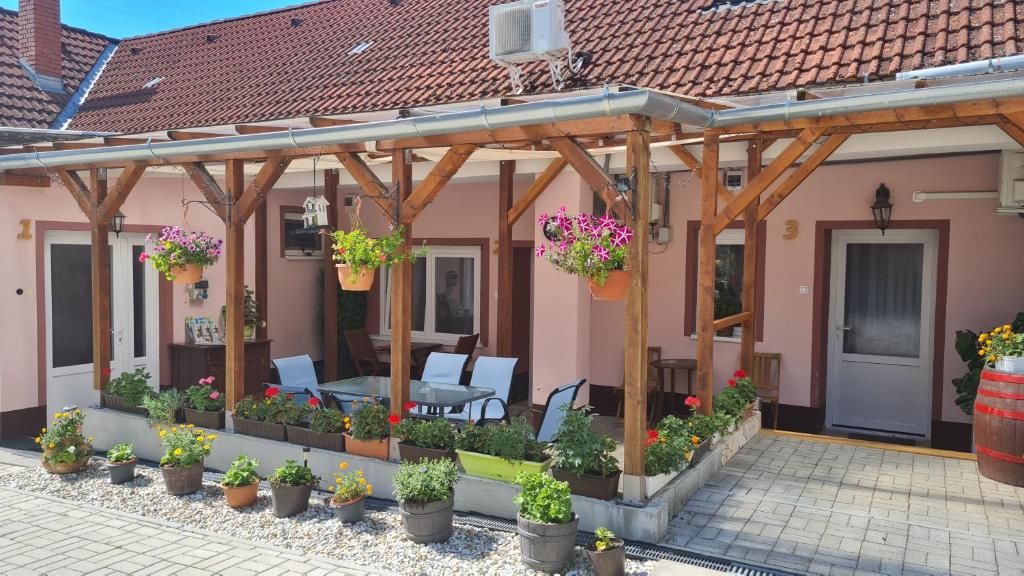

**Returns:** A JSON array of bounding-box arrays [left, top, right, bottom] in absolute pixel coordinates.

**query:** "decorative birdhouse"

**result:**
[[301, 196, 330, 229]]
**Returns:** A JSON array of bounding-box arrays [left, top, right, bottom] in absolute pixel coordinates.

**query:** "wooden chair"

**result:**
[[343, 328, 389, 377], [453, 334, 479, 385], [752, 352, 781, 428], [614, 346, 661, 421]]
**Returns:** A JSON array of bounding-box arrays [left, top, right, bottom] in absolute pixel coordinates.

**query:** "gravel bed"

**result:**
[[0, 460, 656, 576]]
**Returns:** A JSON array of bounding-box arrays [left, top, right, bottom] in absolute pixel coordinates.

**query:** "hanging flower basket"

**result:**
[[536, 208, 634, 301], [335, 264, 375, 291], [330, 227, 422, 292], [141, 226, 223, 284]]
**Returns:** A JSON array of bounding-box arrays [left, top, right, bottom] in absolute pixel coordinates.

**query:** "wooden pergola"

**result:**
[[4, 82, 1024, 493]]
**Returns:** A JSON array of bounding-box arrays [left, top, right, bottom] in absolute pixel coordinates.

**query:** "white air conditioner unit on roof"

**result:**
[[489, 0, 577, 93]]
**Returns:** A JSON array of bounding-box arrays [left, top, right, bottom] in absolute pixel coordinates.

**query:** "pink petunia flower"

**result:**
[[535, 244, 547, 258]]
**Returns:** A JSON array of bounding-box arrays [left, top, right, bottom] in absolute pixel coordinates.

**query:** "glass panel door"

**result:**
[[842, 243, 923, 358]]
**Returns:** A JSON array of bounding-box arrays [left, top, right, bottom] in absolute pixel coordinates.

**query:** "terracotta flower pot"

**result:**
[[171, 263, 203, 284], [222, 482, 259, 509], [327, 495, 366, 524], [399, 495, 454, 544], [184, 408, 225, 430], [343, 433, 389, 459], [588, 270, 630, 301], [588, 539, 626, 576], [270, 482, 314, 518], [43, 451, 91, 475], [336, 265, 374, 291], [107, 459, 137, 484], [161, 461, 204, 495], [518, 512, 579, 573], [551, 468, 620, 501]]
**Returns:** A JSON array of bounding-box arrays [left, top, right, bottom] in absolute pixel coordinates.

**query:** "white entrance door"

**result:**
[[44, 231, 160, 411], [826, 229, 937, 437]]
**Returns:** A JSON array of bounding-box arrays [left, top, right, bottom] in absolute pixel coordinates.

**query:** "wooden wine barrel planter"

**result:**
[[974, 369, 1024, 487]]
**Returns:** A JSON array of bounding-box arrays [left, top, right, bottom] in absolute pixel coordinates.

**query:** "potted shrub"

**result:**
[[158, 424, 215, 495], [645, 426, 693, 476], [455, 418, 552, 482], [141, 226, 222, 284], [142, 389, 186, 426], [106, 442, 137, 485], [536, 208, 634, 301], [231, 387, 291, 441], [550, 405, 621, 500], [326, 461, 372, 524], [394, 413, 457, 463], [514, 471, 578, 573], [221, 455, 260, 509], [102, 368, 152, 415], [588, 527, 625, 576], [268, 459, 319, 518], [184, 376, 226, 429], [725, 369, 758, 419], [393, 458, 459, 544], [286, 399, 345, 451], [35, 409, 92, 474], [979, 323, 1024, 374], [221, 285, 262, 340], [330, 227, 416, 291], [343, 399, 391, 459]]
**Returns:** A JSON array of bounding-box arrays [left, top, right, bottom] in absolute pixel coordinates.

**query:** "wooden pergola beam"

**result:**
[[739, 141, 762, 373], [322, 169, 340, 381], [180, 162, 229, 221], [236, 154, 292, 222], [223, 160, 246, 408], [310, 116, 361, 128], [97, 163, 147, 222], [400, 144, 477, 225], [695, 135, 719, 416], [713, 311, 752, 332], [390, 149, 413, 422], [667, 144, 734, 202], [0, 172, 50, 187], [999, 113, 1024, 147], [756, 133, 850, 221], [507, 157, 567, 226], [235, 124, 289, 135], [167, 130, 227, 141], [496, 159, 515, 358], [89, 169, 111, 391], [548, 136, 630, 225], [54, 169, 93, 217], [335, 152, 394, 217]]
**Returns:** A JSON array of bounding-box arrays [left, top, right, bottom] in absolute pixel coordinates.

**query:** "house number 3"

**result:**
[[783, 219, 798, 240]]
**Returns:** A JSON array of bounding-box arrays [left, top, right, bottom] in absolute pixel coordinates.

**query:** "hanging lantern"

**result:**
[[871, 184, 893, 235], [110, 211, 126, 237]]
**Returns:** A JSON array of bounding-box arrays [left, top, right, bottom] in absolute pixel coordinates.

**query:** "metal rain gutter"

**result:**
[[896, 54, 1024, 81]]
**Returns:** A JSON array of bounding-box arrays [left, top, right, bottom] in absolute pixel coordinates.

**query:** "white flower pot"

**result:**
[[996, 356, 1024, 375]]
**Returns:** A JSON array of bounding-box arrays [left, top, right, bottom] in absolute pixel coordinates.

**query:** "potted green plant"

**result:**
[[221, 285, 262, 340], [221, 455, 260, 509], [514, 471, 578, 573], [158, 424, 215, 495], [725, 369, 759, 419], [141, 226, 222, 284], [326, 461, 372, 523], [35, 409, 92, 475], [455, 418, 551, 482], [343, 399, 391, 459], [550, 405, 621, 500], [231, 387, 292, 441], [268, 459, 318, 518], [393, 458, 459, 543], [142, 389, 186, 426], [106, 442, 137, 485], [102, 368, 152, 415], [979, 323, 1024, 374], [588, 527, 625, 576], [285, 398, 345, 451], [536, 208, 634, 300], [184, 376, 226, 429], [394, 412, 457, 463], [330, 227, 416, 291]]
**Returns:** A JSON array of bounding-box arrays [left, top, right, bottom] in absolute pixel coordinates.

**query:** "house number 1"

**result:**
[[783, 219, 798, 240], [16, 219, 31, 240]]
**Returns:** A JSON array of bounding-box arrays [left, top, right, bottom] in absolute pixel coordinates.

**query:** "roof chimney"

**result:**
[[19, 0, 64, 92]]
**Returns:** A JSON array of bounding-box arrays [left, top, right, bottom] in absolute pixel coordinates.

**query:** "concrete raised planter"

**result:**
[[456, 450, 552, 482], [399, 495, 454, 543]]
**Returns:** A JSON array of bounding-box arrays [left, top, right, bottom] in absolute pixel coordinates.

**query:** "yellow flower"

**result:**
[[1003, 325, 1012, 332], [159, 430, 167, 438], [196, 436, 205, 443], [53, 412, 60, 419], [979, 350, 987, 356], [203, 444, 211, 451], [343, 417, 350, 423], [986, 340, 993, 347], [207, 434, 217, 440], [171, 427, 178, 433], [41, 428, 46, 433], [356, 470, 363, 476], [87, 437, 94, 443], [691, 435, 700, 445], [339, 462, 349, 470], [74, 409, 81, 415], [173, 448, 183, 456], [366, 484, 373, 495], [47, 443, 55, 449], [980, 332, 989, 341], [34, 437, 41, 444], [988, 355, 997, 362]]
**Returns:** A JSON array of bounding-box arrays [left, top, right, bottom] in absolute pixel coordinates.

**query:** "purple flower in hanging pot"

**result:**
[[535, 244, 547, 258], [592, 244, 610, 261], [596, 214, 617, 230]]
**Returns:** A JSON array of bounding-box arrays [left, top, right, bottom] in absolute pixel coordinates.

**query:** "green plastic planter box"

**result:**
[[455, 450, 552, 482]]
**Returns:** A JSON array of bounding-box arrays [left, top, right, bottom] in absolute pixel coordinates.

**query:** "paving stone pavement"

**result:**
[[661, 432, 1024, 576], [0, 475, 384, 576]]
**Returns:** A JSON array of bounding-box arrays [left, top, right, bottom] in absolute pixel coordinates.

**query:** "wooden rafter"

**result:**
[[507, 157, 568, 226], [999, 113, 1024, 147], [667, 144, 733, 202], [713, 127, 826, 234], [237, 155, 292, 222], [377, 116, 648, 151], [548, 136, 630, 225], [167, 130, 227, 141], [181, 162, 230, 220], [756, 133, 850, 221], [0, 172, 49, 187], [400, 144, 477, 225], [97, 163, 147, 222], [235, 124, 289, 135], [713, 311, 752, 332], [104, 136, 170, 146], [309, 116, 361, 128], [335, 152, 394, 217], [54, 169, 93, 217]]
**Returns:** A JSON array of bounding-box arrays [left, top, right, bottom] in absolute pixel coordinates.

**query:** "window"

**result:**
[[280, 207, 323, 259], [684, 222, 765, 341], [380, 245, 482, 343], [712, 229, 745, 323]]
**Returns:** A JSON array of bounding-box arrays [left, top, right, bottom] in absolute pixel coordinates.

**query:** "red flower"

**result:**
[[379, 253, 387, 262], [388, 414, 400, 425], [403, 401, 417, 411], [646, 429, 659, 439], [265, 386, 280, 398], [286, 393, 295, 400], [727, 379, 737, 388], [308, 397, 320, 407], [733, 369, 747, 379], [684, 396, 701, 408], [100, 367, 112, 378], [336, 246, 346, 255]]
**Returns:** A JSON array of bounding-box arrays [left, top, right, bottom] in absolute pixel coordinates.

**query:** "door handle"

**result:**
[[838, 325, 853, 331]]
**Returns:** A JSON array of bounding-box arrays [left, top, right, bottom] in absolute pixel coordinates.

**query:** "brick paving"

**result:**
[[662, 432, 1024, 576]]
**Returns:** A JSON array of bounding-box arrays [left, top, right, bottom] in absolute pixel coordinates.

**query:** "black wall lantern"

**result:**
[[871, 184, 893, 235], [110, 211, 126, 237]]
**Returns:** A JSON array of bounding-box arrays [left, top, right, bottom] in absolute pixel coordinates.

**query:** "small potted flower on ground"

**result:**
[[514, 471, 578, 573], [268, 459, 319, 518], [102, 368, 152, 415], [394, 412, 457, 463], [231, 387, 291, 441], [220, 455, 260, 509], [106, 442, 137, 485], [455, 418, 552, 482], [330, 227, 412, 291], [286, 398, 344, 452], [550, 404, 621, 500], [158, 424, 215, 495], [343, 399, 391, 459], [142, 226, 222, 283], [36, 409, 92, 474], [393, 458, 459, 543], [588, 527, 625, 576], [537, 207, 634, 300], [184, 376, 226, 429], [326, 461, 372, 523]]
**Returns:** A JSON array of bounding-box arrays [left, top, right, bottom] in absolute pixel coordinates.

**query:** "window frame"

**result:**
[[280, 205, 324, 260], [379, 243, 484, 345]]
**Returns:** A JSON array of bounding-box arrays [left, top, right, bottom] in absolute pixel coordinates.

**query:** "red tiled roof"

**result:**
[[68, 0, 1024, 134], [0, 7, 113, 129]]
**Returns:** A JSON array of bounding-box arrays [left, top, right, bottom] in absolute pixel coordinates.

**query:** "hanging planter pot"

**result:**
[[588, 270, 631, 301], [142, 227, 222, 283], [171, 263, 204, 284], [336, 265, 374, 291]]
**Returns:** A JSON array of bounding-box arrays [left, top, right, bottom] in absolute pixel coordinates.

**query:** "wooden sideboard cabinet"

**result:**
[[168, 340, 271, 398]]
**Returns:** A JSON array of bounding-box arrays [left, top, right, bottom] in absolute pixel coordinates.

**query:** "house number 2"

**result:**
[[783, 219, 798, 240]]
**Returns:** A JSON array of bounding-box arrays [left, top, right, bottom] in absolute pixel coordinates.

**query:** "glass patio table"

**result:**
[[317, 376, 495, 410]]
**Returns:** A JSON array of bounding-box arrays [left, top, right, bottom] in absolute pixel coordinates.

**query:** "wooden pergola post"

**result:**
[[323, 169, 340, 381], [696, 135, 719, 416], [89, 170, 111, 392], [739, 141, 762, 373], [496, 159, 515, 357], [254, 202, 269, 342], [623, 121, 652, 486], [390, 150, 413, 418], [224, 159, 246, 408]]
